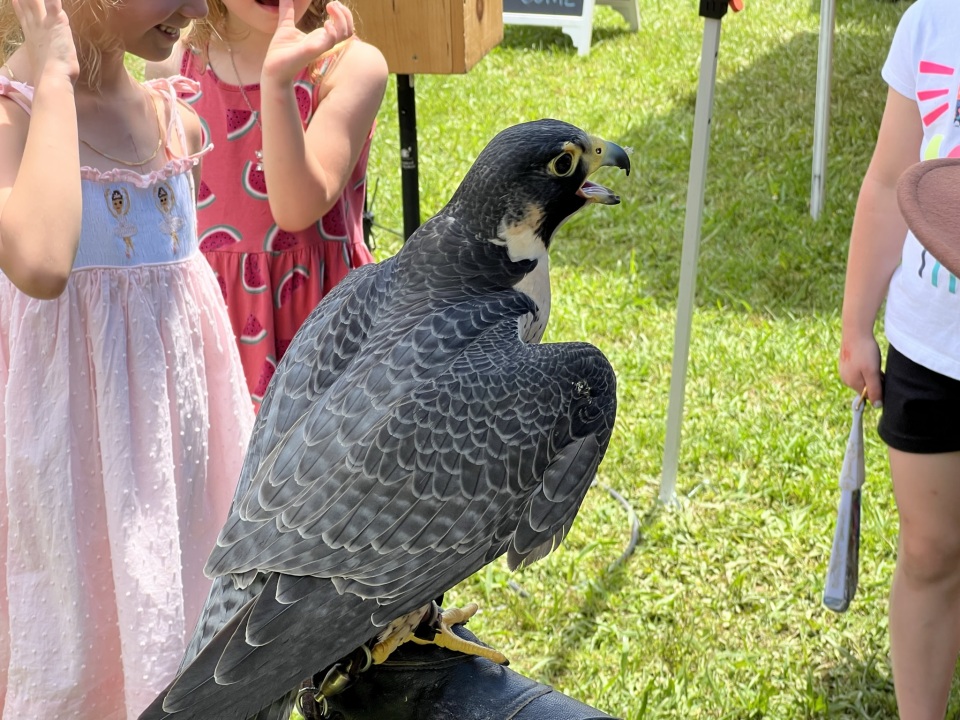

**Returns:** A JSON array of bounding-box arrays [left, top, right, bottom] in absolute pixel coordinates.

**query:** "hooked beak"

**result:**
[[577, 136, 631, 205]]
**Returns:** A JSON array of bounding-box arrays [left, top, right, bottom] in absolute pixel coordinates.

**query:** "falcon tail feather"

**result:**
[[139, 574, 380, 720]]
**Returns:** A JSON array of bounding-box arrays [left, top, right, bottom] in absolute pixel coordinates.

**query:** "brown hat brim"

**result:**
[[897, 157, 960, 277]]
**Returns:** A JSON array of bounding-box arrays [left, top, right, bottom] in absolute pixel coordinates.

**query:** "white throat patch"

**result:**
[[496, 213, 551, 343], [496, 207, 546, 262]]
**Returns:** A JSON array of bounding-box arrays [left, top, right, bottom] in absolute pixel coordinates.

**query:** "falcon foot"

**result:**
[[299, 602, 508, 718], [412, 603, 508, 664], [371, 602, 507, 665]]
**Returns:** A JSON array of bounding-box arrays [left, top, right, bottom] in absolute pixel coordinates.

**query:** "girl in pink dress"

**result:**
[[148, 0, 388, 411], [0, 0, 254, 716]]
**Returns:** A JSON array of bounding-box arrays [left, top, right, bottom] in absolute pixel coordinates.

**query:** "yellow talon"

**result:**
[[370, 622, 415, 664], [370, 601, 508, 666], [410, 603, 508, 664]]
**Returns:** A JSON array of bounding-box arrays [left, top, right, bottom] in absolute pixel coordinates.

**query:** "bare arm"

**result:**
[[261, 40, 386, 231], [259, 1, 388, 232], [838, 87, 923, 404], [0, 0, 81, 299]]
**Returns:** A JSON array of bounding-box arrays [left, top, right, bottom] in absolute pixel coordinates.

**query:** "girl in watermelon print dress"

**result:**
[[148, 0, 388, 411], [0, 0, 254, 716]]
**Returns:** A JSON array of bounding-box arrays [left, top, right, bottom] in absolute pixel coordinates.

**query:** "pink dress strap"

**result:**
[[0, 75, 210, 188], [0, 75, 34, 115], [148, 76, 206, 157]]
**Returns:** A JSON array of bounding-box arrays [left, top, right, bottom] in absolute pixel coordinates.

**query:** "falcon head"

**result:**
[[446, 119, 631, 255]]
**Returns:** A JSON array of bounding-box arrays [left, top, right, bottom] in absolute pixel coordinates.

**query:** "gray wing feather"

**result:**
[[211, 323, 614, 595]]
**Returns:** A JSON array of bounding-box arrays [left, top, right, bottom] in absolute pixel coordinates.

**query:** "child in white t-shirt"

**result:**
[[840, 0, 960, 714]]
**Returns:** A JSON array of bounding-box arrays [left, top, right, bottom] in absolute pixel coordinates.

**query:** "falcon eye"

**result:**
[[549, 152, 576, 178]]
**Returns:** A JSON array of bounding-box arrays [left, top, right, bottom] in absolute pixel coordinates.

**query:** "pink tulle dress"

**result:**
[[0, 77, 254, 718]]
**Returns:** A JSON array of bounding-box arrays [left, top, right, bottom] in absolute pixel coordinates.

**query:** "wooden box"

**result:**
[[356, 0, 503, 75]]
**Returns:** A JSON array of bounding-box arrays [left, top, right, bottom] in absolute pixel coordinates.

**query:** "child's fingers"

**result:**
[[279, 31, 354, 77], [327, 15, 353, 44], [10, 0, 33, 25], [15, 0, 69, 33], [276, 0, 297, 29], [298, 27, 335, 61], [864, 371, 883, 408], [12, 0, 78, 83], [43, 0, 64, 17], [325, 2, 354, 39]]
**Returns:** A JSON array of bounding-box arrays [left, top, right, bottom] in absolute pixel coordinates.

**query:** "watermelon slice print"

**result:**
[[198, 179, 216, 210], [199, 224, 241, 252], [242, 160, 268, 201], [274, 266, 310, 309], [241, 253, 268, 294], [294, 82, 314, 125], [179, 83, 203, 105], [319, 206, 349, 242], [240, 314, 267, 345], [198, 116, 211, 151], [263, 224, 298, 253], [252, 355, 277, 403], [227, 108, 258, 141]]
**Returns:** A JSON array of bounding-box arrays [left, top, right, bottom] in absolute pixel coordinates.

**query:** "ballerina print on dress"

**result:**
[[105, 185, 138, 258], [156, 180, 183, 253]]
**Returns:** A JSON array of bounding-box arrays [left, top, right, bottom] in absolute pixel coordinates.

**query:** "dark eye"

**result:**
[[551, 152, 575, 177]]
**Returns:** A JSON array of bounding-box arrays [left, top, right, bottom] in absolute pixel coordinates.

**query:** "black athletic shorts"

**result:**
[[878, 344, 960, 454]]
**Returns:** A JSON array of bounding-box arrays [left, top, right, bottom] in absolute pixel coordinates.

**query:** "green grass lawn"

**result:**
[[359, 1, 923, 717]]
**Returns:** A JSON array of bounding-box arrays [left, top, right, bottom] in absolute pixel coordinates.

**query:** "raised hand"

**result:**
[[11, 0, 79, 85], [262, 0, 355, 86]]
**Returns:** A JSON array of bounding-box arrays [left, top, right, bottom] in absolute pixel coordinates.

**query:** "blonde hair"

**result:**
[[0, 9, 21, 64], [183, 0, 346, 69], [0, 0, 124, 84]]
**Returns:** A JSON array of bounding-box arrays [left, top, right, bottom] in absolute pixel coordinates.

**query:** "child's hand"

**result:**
[[11, 0, 79, 85], [839, 331, 883, 407], [262, 0, 355, 86]]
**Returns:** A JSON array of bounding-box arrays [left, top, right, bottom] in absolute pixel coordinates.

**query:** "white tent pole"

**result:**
[[810, 0, 836, 220], [660, 14, 724, 504]]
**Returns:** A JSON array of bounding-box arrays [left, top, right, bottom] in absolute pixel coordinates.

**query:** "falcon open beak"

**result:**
[[577, 136, 631, 205]]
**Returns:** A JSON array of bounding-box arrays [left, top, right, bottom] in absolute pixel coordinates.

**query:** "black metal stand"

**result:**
[[397, 74, 421, 241]]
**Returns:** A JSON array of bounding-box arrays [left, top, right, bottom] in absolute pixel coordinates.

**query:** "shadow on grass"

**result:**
[[807, 638, 960, 718], [810, 643, 898, 719], [550, 15, 900, 316], [534, 500, 663, 685]]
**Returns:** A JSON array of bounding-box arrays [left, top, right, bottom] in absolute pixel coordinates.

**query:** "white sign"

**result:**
[[503, 0, 640, 56]]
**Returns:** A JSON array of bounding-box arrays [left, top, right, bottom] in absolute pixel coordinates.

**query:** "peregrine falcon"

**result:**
[[139, 119, 629, 720]]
